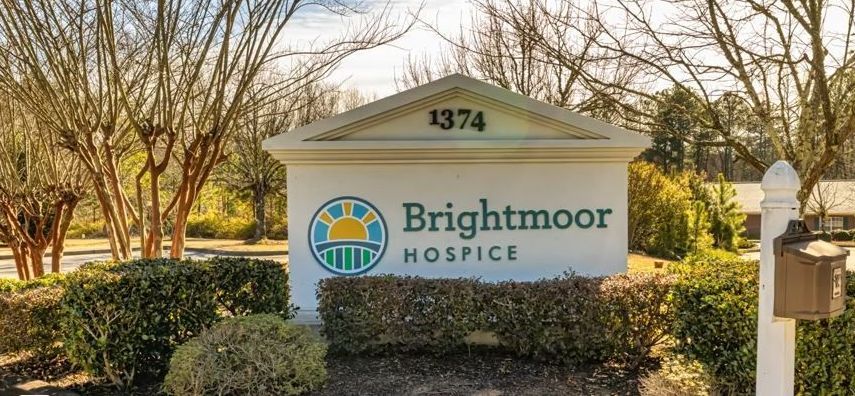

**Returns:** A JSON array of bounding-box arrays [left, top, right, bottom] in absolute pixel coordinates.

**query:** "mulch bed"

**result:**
[[2, 351, 645, 395], [316, 352, 643, 396]]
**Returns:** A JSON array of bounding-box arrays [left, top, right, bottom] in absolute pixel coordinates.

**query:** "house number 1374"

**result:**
[[428, 109, 486, 132]]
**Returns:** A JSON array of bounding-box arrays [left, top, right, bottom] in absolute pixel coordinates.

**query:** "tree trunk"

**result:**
[[253, 186, 267, 241], [51, 200, 79, 273], [28, 246, 44, 278], [170, 213, 188, 259], [148, 170, 164, 258], [92, 177, 124, 260], [10, 242, 28, 281]]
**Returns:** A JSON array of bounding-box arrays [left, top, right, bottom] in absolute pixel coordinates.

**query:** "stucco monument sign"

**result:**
[[263, 74, 650, 320]]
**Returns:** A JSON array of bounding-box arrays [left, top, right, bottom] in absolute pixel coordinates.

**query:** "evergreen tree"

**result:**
[[708, 174, 747, 251]]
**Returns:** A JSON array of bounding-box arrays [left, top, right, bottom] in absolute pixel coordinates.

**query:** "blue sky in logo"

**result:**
[[310, 198, 387, 275]]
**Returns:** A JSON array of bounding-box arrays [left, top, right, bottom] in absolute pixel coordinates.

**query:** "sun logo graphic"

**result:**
[[309, 196, 387, 275]]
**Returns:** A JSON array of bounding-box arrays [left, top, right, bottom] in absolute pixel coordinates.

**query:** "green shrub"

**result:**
[[483, 276, 611, 365], [819, 231, 833, 242], [737, 238, 757, 250], [66, 221, 107, 238], [60, 259, 219, 387], [205, 257, 294, 318], [163, 315, 327, 396], [267, 212, 289, 240], [0, 272, 66, 293], [58, 257, 294, 387], [628, 162, 716, 259], [707, 173, 747, 252], [600, 273, 675, 368], [669, 253, 758, 392], [318, 276, 483, 355], [669, 251, 855, 394], [831, 230, 852, 241], [0, 286, 64, 355], [318, 273, 674, 367], [186, 212, 254, 239]]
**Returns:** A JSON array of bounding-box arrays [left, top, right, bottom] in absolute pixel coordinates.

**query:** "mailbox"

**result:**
[[774, 220, 849, 320]]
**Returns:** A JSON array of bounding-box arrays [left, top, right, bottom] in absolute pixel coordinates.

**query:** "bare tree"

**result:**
[[220, 82, 369, 241], [807, 182, 850, 231], [0, 0, 140, 260], [397, 0, 638, 118], [0, 0, 415, 259], [0, 100, 87, 279], [484, 0, 855, 206]]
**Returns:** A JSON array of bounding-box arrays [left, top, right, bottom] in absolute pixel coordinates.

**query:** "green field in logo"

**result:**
[[309, 196, 387, 275]]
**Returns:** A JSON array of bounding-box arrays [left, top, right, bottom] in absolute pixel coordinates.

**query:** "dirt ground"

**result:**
[[1, 351, 645, 396]]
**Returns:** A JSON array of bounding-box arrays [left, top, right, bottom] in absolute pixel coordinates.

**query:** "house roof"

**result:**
[[262, 74, 650, 164], [733, 180, 855, 215]]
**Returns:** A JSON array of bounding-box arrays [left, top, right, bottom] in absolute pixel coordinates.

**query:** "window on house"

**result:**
[[823, 216, 844, 232]]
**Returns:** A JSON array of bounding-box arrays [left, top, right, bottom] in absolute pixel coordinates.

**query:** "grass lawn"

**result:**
[[627, 253, 674, 274], [0, 238, 287, 257]]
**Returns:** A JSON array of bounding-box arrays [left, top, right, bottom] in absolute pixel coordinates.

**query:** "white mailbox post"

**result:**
[[756, 160, 800, 395], [263, 74, 650, 321]]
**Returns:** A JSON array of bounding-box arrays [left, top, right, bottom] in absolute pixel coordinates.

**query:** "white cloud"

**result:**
[[279, 0, 473, 98]]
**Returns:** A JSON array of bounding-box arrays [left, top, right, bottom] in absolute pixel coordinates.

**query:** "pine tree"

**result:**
[[708, 174, 747, 251]]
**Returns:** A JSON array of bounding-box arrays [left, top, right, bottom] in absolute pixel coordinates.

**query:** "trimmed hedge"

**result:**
[[205, 257, 293, 318], [483, 277, 612, 365], [0, 272, 66, 293], [318, 272, 674, 367], [61, 260, 219, 387], [0, 273, 67, 356], [164, 315, 327, 396], [58, 257, 292, 387], [319, 276, 483, 355], [669, 252, 855, 394], [0, 286, 64, 355]]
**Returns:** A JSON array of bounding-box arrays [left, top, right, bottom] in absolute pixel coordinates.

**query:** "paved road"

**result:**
[[742, 248, 855, 270], [0, 251, 287, 279]]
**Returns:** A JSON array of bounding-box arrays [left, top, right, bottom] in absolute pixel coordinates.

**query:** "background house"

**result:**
[[733, 181, 855, 238]]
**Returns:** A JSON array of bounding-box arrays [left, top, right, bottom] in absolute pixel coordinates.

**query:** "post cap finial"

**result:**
[[761, 160, 801, 192]]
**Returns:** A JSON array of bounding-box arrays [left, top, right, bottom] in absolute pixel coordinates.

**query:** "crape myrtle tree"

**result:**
[[481, 0, 855, 208], [0, 0, 413, 259], [219, 82, 369, 241], [0, 100, 87, 279], [0, 0, 137, 260]]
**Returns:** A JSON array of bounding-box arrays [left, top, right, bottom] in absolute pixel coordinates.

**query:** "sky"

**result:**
[[282, 0, 855, 100], [284, 0, 472, 98]]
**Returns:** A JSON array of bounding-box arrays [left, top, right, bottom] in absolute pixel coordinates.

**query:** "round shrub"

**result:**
[[163, 314, 327, 396], [832, 230, 852, 242]]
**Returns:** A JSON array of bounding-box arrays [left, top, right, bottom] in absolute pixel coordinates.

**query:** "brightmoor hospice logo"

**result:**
[[309, 196, 387, 275]]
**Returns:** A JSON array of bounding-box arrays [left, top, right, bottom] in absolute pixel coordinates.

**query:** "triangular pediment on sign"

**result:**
[[308, 87, 606, 141], [263, 74, 651, 149]]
